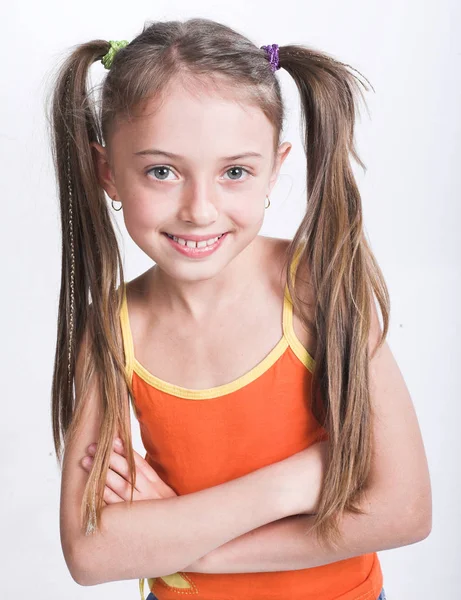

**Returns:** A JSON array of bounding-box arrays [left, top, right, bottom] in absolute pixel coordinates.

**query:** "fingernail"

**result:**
[[114, 438, 123, 447], [83, 456, 93, 466], [88, 443, 96, 452]]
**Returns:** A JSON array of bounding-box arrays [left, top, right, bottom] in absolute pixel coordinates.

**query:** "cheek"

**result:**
[[121, 189, 170, 233], [228, 198, 264, 227]]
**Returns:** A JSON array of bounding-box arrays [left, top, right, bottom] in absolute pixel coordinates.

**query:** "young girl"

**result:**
[[48, 17, 431, 600]]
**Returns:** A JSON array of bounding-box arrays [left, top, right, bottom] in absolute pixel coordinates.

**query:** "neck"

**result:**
[[143, 236, 263, 323]]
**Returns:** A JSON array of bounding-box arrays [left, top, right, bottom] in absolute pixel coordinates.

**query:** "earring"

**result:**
[[265, 195, 271, 209], [111, 198, 123, 211]]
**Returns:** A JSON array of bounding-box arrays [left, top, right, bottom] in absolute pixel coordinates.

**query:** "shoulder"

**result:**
[[263, 235, 314, 306], [262, 236, 318, 357], [122, 271, 149, 318]]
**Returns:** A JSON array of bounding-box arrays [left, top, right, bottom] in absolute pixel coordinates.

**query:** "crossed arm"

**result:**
[[70, 309, 431, 582], [182, 489, 430, 575], [181, 336, 432, 574]]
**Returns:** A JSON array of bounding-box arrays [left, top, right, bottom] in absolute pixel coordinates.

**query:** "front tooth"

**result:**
[[172, 235, 220, 247]]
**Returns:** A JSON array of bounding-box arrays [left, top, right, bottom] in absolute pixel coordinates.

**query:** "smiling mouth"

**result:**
[[163, 233, 226, 248]]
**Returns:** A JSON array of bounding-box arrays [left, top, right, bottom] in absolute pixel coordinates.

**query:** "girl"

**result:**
[[48, 17, 431, 600]]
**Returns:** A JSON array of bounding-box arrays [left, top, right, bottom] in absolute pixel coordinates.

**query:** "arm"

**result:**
[[184, 485, 430, 575], [63, 327, 304, 586], [182, 303, 433, 574], [75, 458, 299, 585]]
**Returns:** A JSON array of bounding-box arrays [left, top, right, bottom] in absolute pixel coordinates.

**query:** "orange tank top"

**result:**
[[118, 251, 383, 600]]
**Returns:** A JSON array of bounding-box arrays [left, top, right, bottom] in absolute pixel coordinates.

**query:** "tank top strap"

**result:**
[[282, 243, 315, 371], [119, 282, 135, 385], [282, 243, 303, 338]]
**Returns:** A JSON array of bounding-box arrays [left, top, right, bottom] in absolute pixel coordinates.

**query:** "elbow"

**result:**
[[409, 505, 432, 543], [402, 487, 433, 544], [376, 482, 432, 547], [70, 559, 98, 587], [406, 514, 432, 545], [64, 538, 103, 587]]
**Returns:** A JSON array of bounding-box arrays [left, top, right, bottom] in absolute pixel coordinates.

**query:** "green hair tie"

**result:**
[[101, 39, 129, 70]]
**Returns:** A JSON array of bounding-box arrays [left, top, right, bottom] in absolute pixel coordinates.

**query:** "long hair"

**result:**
[[46, 17, 389, 549]]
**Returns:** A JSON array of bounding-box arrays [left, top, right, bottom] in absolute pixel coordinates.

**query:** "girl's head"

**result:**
[[48, 17, 389, 549], [92, 67, 291, 283]]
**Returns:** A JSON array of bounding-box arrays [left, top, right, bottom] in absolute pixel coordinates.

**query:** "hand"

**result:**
[[276, 441, 330, 516], [81, 438, 178, 505]]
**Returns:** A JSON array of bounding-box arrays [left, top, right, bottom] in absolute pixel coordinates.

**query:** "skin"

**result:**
[[92, 74, 291, 321]]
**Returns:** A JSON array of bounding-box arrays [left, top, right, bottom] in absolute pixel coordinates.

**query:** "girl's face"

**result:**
[[92, 76, 291, 282]]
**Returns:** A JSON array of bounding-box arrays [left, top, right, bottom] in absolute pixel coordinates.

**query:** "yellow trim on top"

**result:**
[[118, 244, 315, 399], [283, 286, 316, 373], [132, 314, 289, 400], [282, 242, 316, 373], [119, 283, 135, 385]]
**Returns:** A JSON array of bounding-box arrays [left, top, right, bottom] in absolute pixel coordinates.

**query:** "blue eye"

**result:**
[[146, 165, 251, 182], [147, 166, 174, 181], [224, 166, 251, 181]]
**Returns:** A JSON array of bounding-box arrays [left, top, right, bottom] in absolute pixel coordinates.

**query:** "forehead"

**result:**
[[111, 75, 274, 158]]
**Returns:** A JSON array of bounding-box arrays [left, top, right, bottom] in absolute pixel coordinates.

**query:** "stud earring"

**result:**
[[265, 195, 271, 209]]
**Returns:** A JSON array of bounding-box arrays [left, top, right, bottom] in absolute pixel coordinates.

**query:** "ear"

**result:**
[[267, 141, 292, 195], [91, 142, 119, 200]]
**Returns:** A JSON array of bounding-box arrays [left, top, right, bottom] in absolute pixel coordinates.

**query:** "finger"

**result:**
[[104, 466, 141, 502], [81, 451, 142, 497], [92, 438, 162, 485], [80, 459, 125, 505], [86, 443, 145, 492], [81, 456, 93, 470], [113, 441, 162, 484], [106, 450, 145, 492], [103, 484, 125, 505], [111, 443, 177, 498], [133, 452, 164, 484], [109, 448, 175, 499], [87, 440, 165, 496]]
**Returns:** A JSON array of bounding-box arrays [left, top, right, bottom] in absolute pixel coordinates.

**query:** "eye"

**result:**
[[146, 165, 252, 182], [223, 166, 251, 181], [146, 166, 177, 181]]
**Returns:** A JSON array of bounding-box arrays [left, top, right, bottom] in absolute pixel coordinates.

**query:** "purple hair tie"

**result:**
[[260, 43, 281, 72]]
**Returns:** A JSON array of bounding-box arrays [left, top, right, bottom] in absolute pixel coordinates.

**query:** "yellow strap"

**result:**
[[119, 282, 135, 384], [139, 577, 145, 600], [282, 243, 316, 373]]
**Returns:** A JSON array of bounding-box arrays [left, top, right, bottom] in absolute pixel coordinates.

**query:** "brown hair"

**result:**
[[47, 17, 390, 550]]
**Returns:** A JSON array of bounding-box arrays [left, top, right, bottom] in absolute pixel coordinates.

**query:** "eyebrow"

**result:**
[[133, 148, 264, 161]]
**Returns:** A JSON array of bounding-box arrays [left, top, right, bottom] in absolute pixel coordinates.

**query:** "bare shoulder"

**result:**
[[122, 270, 151, 326]]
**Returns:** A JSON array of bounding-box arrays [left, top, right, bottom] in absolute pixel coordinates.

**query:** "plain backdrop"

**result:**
[[1, 0, 459, 598]]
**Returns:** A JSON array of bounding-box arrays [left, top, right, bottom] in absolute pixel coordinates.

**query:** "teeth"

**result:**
[[167, 233, 223, 248]]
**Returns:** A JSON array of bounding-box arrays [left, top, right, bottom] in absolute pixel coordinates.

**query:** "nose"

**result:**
[[178, 184, 219, 227]]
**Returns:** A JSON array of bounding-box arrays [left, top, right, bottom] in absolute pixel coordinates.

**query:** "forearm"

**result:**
[[184, 488, 430, 574], [72, 457, 293, 586]]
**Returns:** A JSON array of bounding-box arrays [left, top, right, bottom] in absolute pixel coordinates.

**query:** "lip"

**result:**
[[163, 232, 227, 242], [163, 231, 228, 258]]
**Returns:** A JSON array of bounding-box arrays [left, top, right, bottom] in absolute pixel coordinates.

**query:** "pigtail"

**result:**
[[47, 41, 137, 536], [280, 46, 390, 549]]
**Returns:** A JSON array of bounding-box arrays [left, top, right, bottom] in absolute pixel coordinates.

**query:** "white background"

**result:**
[[1, 0, 459, 598]]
